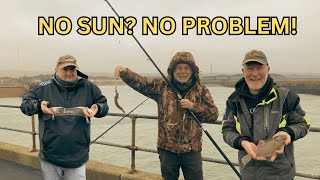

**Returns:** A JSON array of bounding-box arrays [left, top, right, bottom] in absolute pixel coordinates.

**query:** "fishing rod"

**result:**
[[90, 97, 149, 145], [103, 0, 241, 179]]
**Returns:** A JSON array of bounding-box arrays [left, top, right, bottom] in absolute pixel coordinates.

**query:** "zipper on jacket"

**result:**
[[178, 84, 198, 152], [180, 113, 188, 144], [264, 105, 269, 132]]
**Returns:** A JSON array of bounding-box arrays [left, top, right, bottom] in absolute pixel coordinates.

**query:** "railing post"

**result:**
[[31, 115, 37, 152], [130, 115, 137, 174]]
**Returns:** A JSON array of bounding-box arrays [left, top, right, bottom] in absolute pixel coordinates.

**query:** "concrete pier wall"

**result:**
[[0, 142, 163, 180]]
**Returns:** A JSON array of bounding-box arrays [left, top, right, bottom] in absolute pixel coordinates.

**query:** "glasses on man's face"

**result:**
[[63, 66, 76, 71]]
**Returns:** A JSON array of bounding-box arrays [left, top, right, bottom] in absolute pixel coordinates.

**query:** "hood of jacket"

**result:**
[[167, 52, 200, 81]]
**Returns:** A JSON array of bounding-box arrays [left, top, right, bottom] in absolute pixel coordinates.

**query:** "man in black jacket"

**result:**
[[20, 54, 109, 180]]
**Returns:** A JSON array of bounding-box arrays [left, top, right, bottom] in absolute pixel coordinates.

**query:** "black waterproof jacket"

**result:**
[[20, 75, 108, 168]]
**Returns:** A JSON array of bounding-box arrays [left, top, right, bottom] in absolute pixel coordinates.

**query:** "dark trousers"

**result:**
[[158, 148, 203, 180]]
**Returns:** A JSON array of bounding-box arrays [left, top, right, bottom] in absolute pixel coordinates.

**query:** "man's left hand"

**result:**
[[273, 131, 291, 146], [269, 131, 291, 161], [83, 104, 98, 117]]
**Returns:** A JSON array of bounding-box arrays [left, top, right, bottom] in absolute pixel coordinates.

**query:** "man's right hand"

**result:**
[[40, 101, 57, 115], [241, 140, 258, 159], [114, 65, 125, 79]]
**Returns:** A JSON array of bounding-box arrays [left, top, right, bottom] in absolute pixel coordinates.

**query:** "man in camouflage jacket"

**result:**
[[114, 52, 219, 180]]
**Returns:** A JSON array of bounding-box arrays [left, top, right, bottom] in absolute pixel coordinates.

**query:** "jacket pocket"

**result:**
[[42, 116, 90, 156]]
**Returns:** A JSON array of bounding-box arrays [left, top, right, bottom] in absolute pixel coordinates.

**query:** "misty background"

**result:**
[[1, 0, 319, 77]]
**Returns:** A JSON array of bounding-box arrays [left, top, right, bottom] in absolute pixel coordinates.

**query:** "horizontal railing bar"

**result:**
[[94, 141, 131, 149], [0, 105, 320, 179], [93, 141, 237, 165], [134, 146, 157, 153], [296, 172, 320, 179], [202, 157, 239, 166], [93, 141, 319, 179], [0, 105, 320, 132], [0, 105, 20, 108], [309, 127, 320, 132], [108, 113, 320, 132], [107, 113, 158, 119], [0, 126, 34, 134]]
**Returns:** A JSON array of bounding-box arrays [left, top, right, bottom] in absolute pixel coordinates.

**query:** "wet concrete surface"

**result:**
[[0, 159, 42, 180]]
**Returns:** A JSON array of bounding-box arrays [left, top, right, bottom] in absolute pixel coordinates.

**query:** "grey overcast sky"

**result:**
[[0, 0, 319, 76]]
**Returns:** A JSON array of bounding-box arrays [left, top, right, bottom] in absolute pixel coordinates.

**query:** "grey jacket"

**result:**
[[222, 78, 310, 180]]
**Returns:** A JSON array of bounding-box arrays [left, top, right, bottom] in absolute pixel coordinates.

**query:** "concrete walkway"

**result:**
[[0, 142, 164, 180], [0, 159, 42, 180]]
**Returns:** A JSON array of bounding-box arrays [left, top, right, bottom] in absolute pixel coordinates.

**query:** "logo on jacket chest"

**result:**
[[249, 108, 256, 114], [249, 108, 279, 115]]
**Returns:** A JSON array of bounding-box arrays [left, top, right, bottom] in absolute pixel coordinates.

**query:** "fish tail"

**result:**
[[119, 107, 125, 114], [114, 86, 126, 114], [242, 154, 252, 165]]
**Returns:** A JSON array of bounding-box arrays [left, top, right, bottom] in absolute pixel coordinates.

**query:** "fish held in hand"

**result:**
[[242, 135, 287, 165]]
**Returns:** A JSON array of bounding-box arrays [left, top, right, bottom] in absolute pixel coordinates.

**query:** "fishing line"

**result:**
[[90, 97, 149, 145], [102, 0, 241, 178]]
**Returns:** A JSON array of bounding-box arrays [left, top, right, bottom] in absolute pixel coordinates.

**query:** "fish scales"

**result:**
[[242, 135, 286, 165]]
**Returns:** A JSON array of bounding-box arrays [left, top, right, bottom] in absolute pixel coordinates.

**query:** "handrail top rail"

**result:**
[[1, 104, 319, 132]]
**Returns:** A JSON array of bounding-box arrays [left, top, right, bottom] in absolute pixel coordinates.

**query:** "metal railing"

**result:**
[[0, 104, 320, 179]]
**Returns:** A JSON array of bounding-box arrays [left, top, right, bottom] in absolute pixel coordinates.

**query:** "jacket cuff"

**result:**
[[277, 127, 296, 141], [35, 100, 42, 112], [95, 103, 102, 116], [192, 103, 204, 116], [233, 136, 251, 150], [119, 68, 128, 77], [97, 104, 101, 115]]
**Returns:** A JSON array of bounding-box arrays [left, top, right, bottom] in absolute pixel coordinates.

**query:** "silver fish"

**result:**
[[50, 107, 90, 123]]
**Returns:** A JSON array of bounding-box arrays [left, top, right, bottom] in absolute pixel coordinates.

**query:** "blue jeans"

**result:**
[[40, 159, 86, 180]]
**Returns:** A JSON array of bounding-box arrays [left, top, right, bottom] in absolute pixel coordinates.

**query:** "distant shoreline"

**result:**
[[94, 80, 320, 96], [206, 79, 320, 96], [95, 82, 126, 86], [1, 79, 320, 97]]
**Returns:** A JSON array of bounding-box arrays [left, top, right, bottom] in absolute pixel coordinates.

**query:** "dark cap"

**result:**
[[56, 54, 77, 69], [242, 50, 268, 65]]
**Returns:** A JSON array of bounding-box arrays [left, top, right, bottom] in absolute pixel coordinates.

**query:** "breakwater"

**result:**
[[0, 86, 26, 98], [1, 79, 319, 98], [0, 142, 163, 180], [210, 79, 320, 96]]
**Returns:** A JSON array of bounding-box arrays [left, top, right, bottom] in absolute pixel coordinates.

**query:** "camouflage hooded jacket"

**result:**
[[119, 52, 219, 153]]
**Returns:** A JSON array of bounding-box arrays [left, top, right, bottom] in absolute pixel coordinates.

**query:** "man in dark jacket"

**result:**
[[20, 54, 109, 180], [114, 52, 219, 180], [222, 50, 310, 180]]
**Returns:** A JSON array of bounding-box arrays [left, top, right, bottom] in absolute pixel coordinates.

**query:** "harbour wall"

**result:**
[[1, 79, 320, 98], [0, 141, 163, 180], [209, 79, 320, 96]]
